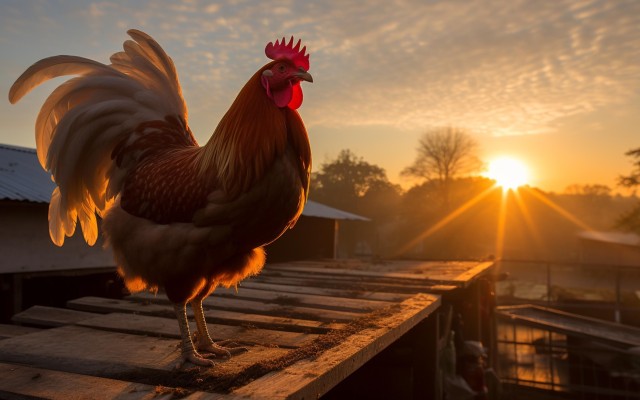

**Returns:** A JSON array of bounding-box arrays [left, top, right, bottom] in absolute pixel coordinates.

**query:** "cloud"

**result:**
[[101, 0, 635, 139], [292, 0, 640, 136], [1, 0, 639, 143]]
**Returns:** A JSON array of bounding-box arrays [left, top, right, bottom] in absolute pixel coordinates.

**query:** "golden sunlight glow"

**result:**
[[486, 157, 529, 190]]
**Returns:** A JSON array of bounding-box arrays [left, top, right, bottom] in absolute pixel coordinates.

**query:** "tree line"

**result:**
[[309, 127, 639, 261]]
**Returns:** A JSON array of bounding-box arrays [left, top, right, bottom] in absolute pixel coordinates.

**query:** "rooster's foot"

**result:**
[[195, 337, 248, 358], [174, 351, 216, 370]]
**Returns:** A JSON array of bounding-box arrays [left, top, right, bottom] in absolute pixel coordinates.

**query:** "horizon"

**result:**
[[1, 0, 639, 193]]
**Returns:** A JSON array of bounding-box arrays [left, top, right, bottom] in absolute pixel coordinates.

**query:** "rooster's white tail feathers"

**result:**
[[9, 29, 188, 246]]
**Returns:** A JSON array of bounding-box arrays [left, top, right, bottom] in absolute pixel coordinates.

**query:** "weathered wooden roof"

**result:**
[[578, 230, 640, 247], [0, 259, 493, 399], [497, 304, 640, 347], [302, 200, 370, 221]]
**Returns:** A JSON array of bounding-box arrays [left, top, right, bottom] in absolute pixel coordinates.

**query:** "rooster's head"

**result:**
[[261, 37, 313, 110]]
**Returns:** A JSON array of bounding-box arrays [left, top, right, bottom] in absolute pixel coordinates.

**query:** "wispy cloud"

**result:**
[[1, 0, 639, 141]]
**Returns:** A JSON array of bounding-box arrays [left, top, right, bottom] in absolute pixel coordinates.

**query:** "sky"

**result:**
[[1, 0, 639, 193]]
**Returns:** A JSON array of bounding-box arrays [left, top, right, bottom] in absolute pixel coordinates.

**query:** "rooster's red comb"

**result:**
[[265, 36, 310, 71]]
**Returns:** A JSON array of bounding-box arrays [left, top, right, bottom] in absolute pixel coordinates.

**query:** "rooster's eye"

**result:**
[[277, 64, 286, 73]]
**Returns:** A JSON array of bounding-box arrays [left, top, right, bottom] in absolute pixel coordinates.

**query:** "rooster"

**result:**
[[9, 30, 313, 368]]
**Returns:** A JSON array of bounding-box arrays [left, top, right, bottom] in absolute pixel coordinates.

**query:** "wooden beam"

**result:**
[[127, 292, 364, 323], [237, 280, 412, 302], [211, 286, 394, 313], [12, 305, 97, 327], [77, 312, 319, 349], [0, 362, 163, 400], [67, 297, 346, 333], [0, 324, 40, 340], [254, 271, 456, 294], [233, 293, 441, 399], [496, 305, 640, 347], [0, 325, 289, 384]]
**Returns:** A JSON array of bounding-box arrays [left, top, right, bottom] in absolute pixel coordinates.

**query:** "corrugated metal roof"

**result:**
[[303, 200, 370, 221], [0, 144, 54, 203], [0, 143, 369, 221]]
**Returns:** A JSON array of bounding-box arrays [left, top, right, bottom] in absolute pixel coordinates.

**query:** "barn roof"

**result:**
[[0, 144, 53, 203], [0, 143, 369, 221], [303, 200, 370, 221], [578, 230, 640, 247]]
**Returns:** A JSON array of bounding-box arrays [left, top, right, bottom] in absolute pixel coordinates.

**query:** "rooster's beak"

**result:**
[[295, 69, 313, 83]]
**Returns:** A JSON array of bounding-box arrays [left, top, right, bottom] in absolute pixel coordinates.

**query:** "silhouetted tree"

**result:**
[[402, 127, 482, 184], [618, 148, 640, 232], [402, 127, 482, 209], [311, 149, 401, 216], [310, 149, 402, 257]]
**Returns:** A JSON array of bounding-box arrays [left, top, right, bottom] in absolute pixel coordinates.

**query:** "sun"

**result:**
[[486, 157, 529, 190]]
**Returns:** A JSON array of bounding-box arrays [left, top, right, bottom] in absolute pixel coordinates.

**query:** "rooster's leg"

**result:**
[[190, 298, 248, 357], [173, 303, 215, 368]]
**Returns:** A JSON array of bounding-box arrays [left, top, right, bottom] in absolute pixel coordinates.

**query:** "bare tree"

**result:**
[[618, 148, 640, 232], [402, 126, 482, 184]]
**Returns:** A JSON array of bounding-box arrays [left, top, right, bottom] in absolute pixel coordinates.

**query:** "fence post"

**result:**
[[615, 266, 621, 324], [546, 262, 551, 305]]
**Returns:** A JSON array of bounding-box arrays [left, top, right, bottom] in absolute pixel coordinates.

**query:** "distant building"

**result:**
[[267, 200, 369, 261], [577, 230, 640, 267], [0, 144, 115, 275]]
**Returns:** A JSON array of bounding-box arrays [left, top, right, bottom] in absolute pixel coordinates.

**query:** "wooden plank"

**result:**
[[445, 261, 494, 287], [0, 325, 289, 391], [238, 280, 412, 302], [78, 312, 319, 349], [266, 263, 442, 281], [497, 305, 640, 347], [68, 296, 174, 317], [266, 261, 493, 286], [127, 292, 364, 323], [233, 293, 441, 399], [67, 297, 346, 333], [11, 305, 98, 327], [128, 286, 393, 314], [0, 324, 41, 340], [211, 286, 394, 313], [0, 362, 163, 400], [270, 260, 492, 281], [254, 271, 456, 294]]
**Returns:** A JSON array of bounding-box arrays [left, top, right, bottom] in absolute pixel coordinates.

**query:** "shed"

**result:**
[[0, 144, 115, 275], [267, 200, 369, 262], [577, 230, 640, 267]]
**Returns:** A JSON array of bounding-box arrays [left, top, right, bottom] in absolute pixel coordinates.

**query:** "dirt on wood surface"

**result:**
[[123, 303, 403, 397]]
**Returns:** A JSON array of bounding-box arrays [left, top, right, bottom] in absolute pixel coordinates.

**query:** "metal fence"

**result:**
[[494, 260, 640, 399], [496, 260, 640, 326]]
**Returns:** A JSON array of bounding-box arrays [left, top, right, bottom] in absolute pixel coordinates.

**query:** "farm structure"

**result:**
[[0, 259, 494, 399]]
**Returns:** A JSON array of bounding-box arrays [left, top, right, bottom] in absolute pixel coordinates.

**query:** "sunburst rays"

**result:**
[[398, 182, 598, 260]]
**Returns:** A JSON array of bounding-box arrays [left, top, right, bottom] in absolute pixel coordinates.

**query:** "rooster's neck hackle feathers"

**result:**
[[198, 65, 292, 197]]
